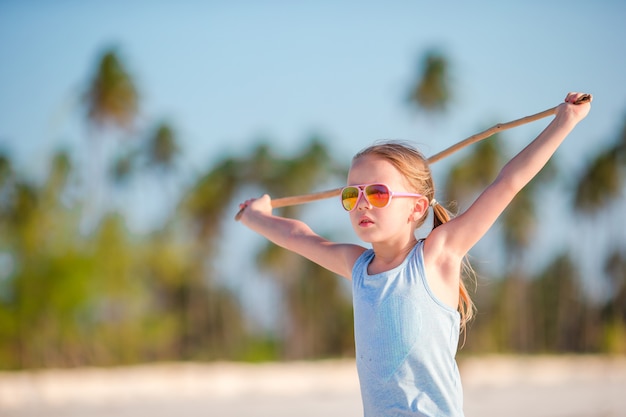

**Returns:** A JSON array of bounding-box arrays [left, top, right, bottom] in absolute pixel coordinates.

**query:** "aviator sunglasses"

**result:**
[[340, 183, 422, 212]]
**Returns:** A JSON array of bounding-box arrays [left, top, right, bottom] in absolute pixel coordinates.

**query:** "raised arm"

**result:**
[[430, 92, 592, 258], [238, 194, 366, 279]]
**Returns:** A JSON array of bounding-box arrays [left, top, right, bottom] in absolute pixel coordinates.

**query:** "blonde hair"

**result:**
[[353, 140, 475, 332]]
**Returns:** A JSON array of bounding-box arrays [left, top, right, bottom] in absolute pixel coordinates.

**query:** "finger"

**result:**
[[565, 92, 581, 103], [574, 93, 592, 104], [565, 93, 591, 105]]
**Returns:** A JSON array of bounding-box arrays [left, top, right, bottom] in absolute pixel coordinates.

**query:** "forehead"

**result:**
[[347, 155, 404, 186]]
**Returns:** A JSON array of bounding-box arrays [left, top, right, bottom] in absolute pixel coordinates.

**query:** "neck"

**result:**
[[369, 235, 418, 274]]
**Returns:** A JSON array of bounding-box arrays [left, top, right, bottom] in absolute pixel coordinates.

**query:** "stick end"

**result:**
[[234, 207, 245, 221]]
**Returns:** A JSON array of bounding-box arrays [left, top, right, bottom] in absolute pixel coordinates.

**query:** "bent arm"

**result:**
[[239, 195, 366, 279], [432, 93, 591, 258]]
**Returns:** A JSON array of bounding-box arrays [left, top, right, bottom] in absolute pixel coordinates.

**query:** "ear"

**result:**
[[410, 196, 430, 223]]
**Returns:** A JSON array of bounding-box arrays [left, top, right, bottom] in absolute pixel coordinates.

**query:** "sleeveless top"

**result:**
[[352, 240, 464, 417]]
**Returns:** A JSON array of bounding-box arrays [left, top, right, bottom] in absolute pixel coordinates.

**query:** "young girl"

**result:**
[[238, 92, 591, 416]]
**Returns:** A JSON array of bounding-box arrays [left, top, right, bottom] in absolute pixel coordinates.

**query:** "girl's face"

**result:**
[[346, 155, 427, 244]]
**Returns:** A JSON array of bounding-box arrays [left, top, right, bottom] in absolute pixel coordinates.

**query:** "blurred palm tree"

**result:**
[[574, 149, 624, 213], [573, 112, 626, 353], [0, 152, 11, 188], [444, 138, 504, 201], [81, 48, 139, 230], [245, 138, 352, 359], [110, 151, 136, 186], [146, 122, 180, 172], [407, 49, 452, 115], [84, 49, 138, 131], [574, 111, 626, 214], [531, 253, 588, 352], [443, 123, 558, 352], [0, 152, 14, 236], [178, 155, 247, 358], [0, 151, 95, 368], [182, 156, 242, 241], [601, 249, 626, 353]]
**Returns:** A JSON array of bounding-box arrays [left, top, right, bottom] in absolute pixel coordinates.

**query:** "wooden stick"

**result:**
[[235, 94, 590, 220]]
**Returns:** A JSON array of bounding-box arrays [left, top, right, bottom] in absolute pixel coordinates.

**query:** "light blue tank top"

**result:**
[[352, 240, 464, 417]]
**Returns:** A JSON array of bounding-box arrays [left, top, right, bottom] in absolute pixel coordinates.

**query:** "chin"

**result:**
[[354, 229, 381, 245]]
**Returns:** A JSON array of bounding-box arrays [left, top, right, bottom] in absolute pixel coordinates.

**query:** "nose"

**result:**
[[355, 191, 371, 211]]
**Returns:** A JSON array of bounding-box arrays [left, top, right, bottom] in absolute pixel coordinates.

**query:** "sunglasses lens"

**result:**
[[365, 184, 391, 208], [341, 187, 360, 211]]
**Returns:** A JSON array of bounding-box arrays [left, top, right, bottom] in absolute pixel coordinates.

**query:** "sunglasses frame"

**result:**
[[340, 183, 423, 212]]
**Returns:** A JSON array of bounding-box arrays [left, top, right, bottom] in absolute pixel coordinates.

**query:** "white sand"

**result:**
[[1, 355, 625, 417]]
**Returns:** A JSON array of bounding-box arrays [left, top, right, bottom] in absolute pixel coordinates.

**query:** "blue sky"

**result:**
[[1, 1, 625, 323], [2, 1, 625, 177]]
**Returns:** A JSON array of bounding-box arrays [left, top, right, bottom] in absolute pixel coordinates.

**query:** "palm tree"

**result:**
[[178, 155, 246, 358], [145, 122, 179, 172], [572, 112, 626, 353], [84, 49, 138, 131], [574, 147, 623, 213], [0, 152, 13, 236], [443, 137, 504, 202], [82, 47, 139, 230], [407, 49, 452, 115], [247, 138, 352, 359], [574, 110, 625, 215], [182, 156, 242, 241], [442, 121, 563, 352], [601, 249, 626, 353], [530, 253, 587, 352], [0, 150, 100, 368]]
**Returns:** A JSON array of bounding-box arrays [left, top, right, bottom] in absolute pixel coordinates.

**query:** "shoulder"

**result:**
[[345, 245, 370, 278], [316, 242, 367, 280]]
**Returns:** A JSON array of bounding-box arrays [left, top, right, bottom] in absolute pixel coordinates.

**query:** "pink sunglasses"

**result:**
[[340, 183, 422, 211]]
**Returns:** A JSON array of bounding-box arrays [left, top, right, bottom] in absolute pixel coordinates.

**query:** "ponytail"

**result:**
[[431, 199, 449, 229]]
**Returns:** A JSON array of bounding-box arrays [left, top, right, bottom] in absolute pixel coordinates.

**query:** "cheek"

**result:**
[[348, 211, 365, 231], [392, 200, 416, 220], [379, 206, 411, 229]]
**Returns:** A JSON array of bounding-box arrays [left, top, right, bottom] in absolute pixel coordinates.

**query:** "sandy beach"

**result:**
[[1, 355, 625, 417]]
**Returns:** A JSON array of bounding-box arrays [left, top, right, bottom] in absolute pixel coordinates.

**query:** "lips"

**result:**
[[358, 216, 374, 226]]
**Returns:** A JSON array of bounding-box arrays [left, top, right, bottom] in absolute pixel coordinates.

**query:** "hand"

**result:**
[[237, 194, 273, 222], [556, 92, 592, 123]]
